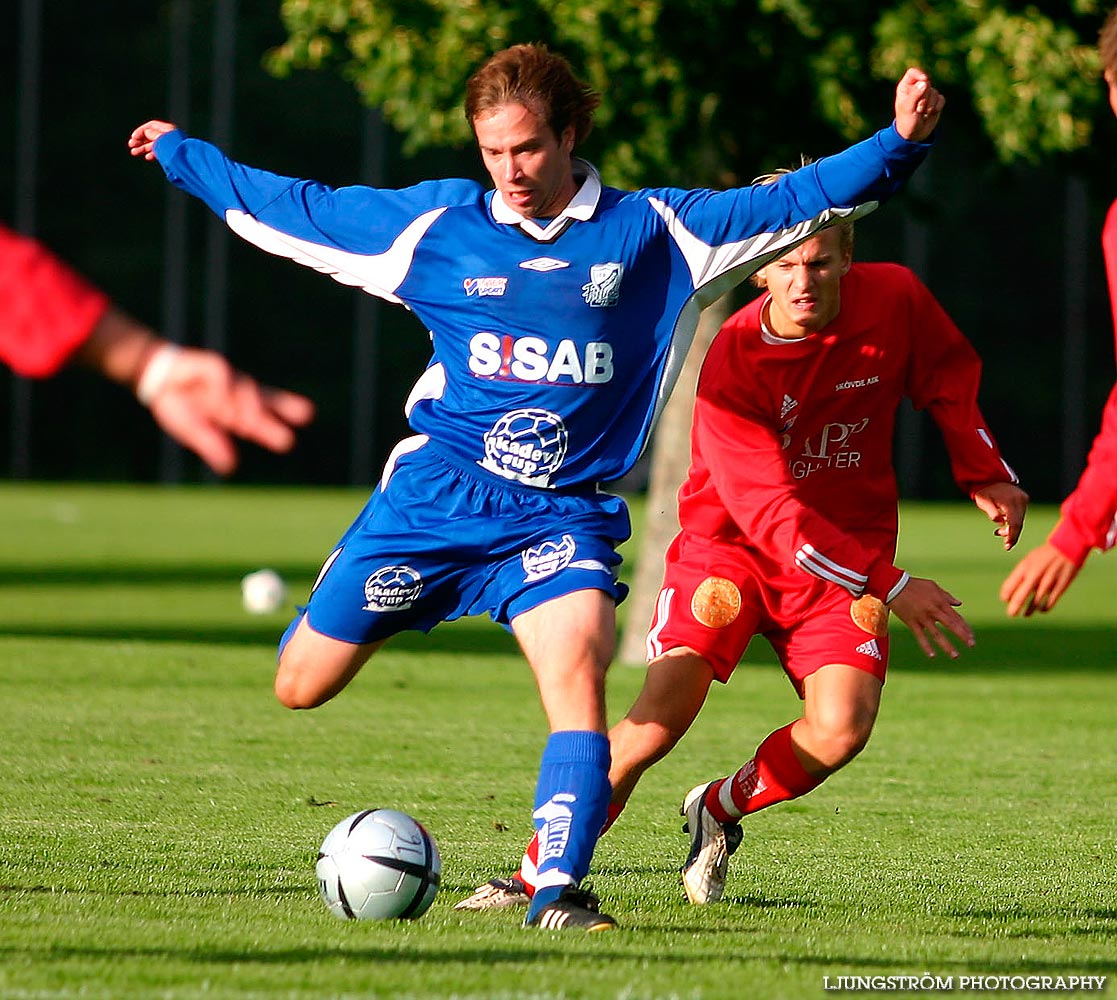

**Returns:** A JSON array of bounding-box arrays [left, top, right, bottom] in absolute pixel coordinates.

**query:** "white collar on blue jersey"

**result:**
[[490, 158, 601, 241]]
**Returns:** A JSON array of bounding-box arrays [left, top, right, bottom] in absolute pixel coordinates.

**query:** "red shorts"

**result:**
[[644, 532, 890, 697]]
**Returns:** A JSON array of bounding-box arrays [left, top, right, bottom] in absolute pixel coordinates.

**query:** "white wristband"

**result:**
[[885, 571, 911, 604], [135, 344, 182, 406]]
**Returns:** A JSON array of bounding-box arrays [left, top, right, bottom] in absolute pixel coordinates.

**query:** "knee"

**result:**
[[834, 721, 873, 766], [805, 715, 875, 771], [274, 673, 317, 711], [274, 650, 327, 710]]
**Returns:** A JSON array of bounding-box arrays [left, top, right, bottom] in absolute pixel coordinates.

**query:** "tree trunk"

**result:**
[[618, 293, 733, 664]]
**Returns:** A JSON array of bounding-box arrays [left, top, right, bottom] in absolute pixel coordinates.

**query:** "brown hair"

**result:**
[[1100, 7, 1117, 77], [465, 44, 600, 147]]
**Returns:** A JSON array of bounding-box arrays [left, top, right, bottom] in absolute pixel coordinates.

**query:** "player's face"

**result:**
[[473, 102, 577, 220], [758, 230, 852, 339], [1106, 68, 1117, 119]]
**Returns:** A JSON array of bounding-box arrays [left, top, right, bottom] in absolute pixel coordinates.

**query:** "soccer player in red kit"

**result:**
[[457, 183, 1028, 911], [1000, 7, 1117, 617], [0, 222, 313, 475]]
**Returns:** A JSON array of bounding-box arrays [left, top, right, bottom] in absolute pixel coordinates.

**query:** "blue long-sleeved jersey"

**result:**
[[154, 126, 929, 489]]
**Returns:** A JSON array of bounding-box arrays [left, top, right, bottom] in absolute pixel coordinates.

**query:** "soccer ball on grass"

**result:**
[[316, 808, 441, 920]]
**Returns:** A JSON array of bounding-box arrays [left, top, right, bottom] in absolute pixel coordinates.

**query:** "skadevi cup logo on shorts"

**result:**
[[521, 534, 577, 582], [363, 565, 423, 612], [479, 408, 568, 487]]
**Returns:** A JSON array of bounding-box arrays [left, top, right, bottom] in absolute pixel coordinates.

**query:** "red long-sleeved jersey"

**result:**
[[0, 223, 109, 378], [678, 262, 1018, 602], [1049, 199, 1117, 566]]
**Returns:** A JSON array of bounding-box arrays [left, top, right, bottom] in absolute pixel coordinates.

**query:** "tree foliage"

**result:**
[[872, 0, 1102, 162], [268, 0, 1108, 187]]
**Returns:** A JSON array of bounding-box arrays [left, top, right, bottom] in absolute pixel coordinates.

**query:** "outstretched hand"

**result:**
[[146, 347, 316, 476], [973, 482, 1030, 551], [894, 68, 945, 142], [999, 541, 1081, 617], [129, 120, 177, 161], [888, 576, 973, 659]]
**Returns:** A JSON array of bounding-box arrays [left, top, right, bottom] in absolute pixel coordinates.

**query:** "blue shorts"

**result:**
[[296, 441, 631, 645]]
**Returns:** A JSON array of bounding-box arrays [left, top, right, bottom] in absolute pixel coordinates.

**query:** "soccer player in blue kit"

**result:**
[[130, 44, 944, 931]]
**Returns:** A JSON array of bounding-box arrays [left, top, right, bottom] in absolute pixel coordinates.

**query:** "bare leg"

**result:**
[[274, 612, 384, 710], [607, 648, 714, 808], [792, 663, 882, 776], [512, 588, 615, 733]]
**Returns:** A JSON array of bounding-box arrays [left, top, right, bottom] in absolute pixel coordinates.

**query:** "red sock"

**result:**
[[600, 799, 624, 836], [516, 800, 625, 897], [704, 723, 822, 823]]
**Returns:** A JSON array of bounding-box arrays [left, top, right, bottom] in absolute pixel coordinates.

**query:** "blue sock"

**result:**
[[526, 730, 611, 920]]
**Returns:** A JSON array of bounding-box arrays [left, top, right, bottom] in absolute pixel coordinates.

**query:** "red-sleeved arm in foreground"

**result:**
[[0, 223, 109, 378]]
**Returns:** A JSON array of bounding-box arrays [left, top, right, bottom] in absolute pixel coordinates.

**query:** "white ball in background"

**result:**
[[241, 568, 287, 615]]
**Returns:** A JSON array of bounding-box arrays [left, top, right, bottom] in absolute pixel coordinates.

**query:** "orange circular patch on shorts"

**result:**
[[850, 595, 889, 636], [691, 576, 742, 628]]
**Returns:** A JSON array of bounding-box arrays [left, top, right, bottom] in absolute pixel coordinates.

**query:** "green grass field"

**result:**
[[0, 483, 1114, 999]]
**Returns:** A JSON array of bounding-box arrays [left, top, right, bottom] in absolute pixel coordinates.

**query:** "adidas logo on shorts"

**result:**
[[855, 638, 882, 660]]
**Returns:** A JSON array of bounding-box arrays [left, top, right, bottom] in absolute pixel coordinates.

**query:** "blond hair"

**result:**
[[750, 159, 855, 287]]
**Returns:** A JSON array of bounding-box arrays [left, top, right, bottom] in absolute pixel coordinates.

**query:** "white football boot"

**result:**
[[680, 782, 743, 904], [453, 877, 530, 911]]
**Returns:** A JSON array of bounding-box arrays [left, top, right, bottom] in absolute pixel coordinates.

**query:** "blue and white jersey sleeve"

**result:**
[[152, 124, 930, 491], [638, 124, 926, 311], [154, 130, 483, 305]]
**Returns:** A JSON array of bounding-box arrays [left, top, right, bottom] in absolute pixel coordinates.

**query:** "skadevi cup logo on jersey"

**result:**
[[363, 565, 423, 612], [479, 408, 568, 487]]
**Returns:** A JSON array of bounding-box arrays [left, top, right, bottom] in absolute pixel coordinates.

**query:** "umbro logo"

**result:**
[[519, 257, 570, 272], [855, 638, 882, 660]]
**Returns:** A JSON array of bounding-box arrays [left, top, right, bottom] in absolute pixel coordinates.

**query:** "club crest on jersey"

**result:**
[[479, 408, 568, 487], [581, 262, 623, 307], [363, 565, 423, 612], [521, 534, 577, 582], [463, 277, 508, 297]]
